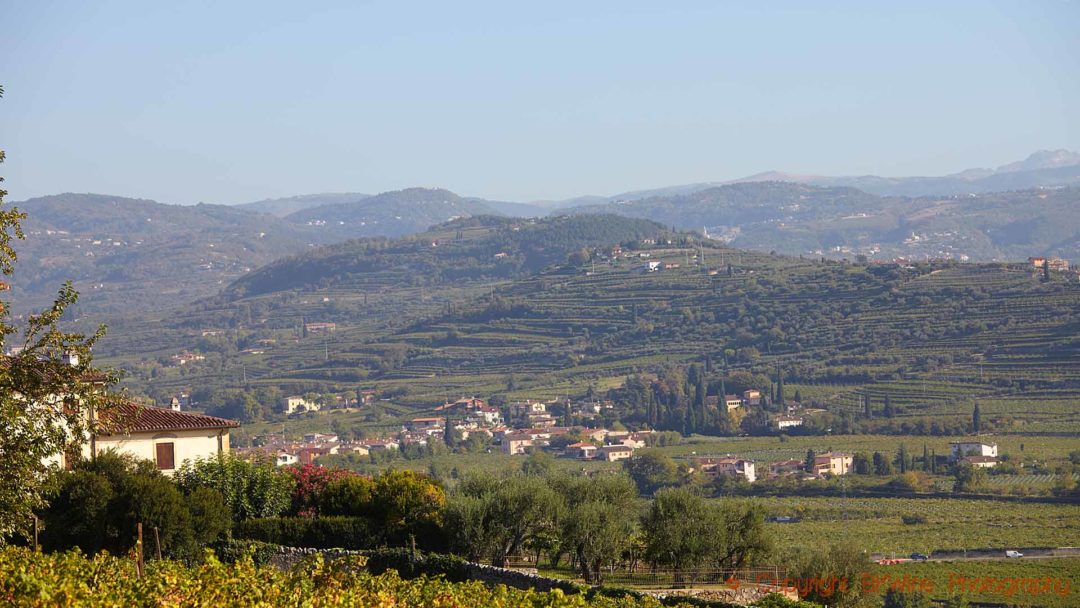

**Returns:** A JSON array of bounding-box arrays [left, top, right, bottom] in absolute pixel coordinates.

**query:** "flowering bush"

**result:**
[[283, 464, 357, 517]]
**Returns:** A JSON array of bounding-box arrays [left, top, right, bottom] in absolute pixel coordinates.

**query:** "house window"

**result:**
[[155, 442, 175, 470]]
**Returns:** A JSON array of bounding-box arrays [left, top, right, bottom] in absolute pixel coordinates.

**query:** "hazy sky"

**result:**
[[2, 1, 1078, 204]]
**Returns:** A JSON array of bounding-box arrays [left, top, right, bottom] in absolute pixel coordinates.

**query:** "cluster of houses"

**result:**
[[1028, 256, 1070, 272], [950, 440, 999, 468], [239, 432, 384, 467], [169, 352, 206, 366], [279, 391, 378, 415], [767, 452, 854, 480]]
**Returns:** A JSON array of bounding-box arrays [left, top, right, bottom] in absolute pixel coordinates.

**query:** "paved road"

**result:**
[[875, 548, 1080, 564]]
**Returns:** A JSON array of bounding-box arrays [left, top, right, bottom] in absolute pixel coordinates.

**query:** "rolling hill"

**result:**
[[7, 188, 549, 317], [94, 216, 1080, 433], [6, 193, 343, 316], [282, 188, 533, 238], [234, 192, 371, 217]]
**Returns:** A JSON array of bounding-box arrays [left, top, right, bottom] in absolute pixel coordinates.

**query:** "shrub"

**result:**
[[40, 452, 228, 562], [175, 453, 293, 521], [208, 539, 279, 565], [318, 476, 375, 517], [283, 464, 357, 517]]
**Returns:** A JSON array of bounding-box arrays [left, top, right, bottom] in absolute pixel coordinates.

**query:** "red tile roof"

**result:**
[[104, 403, 239, 433]]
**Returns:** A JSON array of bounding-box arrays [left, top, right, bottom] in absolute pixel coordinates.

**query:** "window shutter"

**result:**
[[156, 442, 175, 470]]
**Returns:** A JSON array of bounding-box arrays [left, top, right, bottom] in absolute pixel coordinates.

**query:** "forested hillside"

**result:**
[[227, 214, 668, 298], [282, 188, 522, 239]]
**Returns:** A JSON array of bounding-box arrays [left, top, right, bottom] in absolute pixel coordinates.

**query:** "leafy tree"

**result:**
[[559, 474, 638, 583], [642, 488, 710, 579], [642, 488, 770, 583], [624, 451, 679, 495], [0, 85, 124, 541], [791, 543, 872, 608], [521, 450, 554, 477], [175, 453, 293, 521], [318, 476, 375, 516], [284, 463, 356, 516], [448, 473, 558, 567], [369, 469, 446, 547], [41, 452, 229, 561], [953, 462, 986, 493], [872, 451, 894, 476], [443, 492, 494, 562], [851, 452, 871, 475]]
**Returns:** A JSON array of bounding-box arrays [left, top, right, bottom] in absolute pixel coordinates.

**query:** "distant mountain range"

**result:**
[[9, 150, 1078, 318], [568, 182, 1080, 262], [546, 149, 1080, 204]]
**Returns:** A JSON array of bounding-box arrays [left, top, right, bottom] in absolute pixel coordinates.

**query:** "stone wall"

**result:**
[[267, 546, 580, 594]]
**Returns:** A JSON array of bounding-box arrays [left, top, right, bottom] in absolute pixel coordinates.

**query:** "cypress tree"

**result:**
[[883, 394, 895, 418], [863, 393, 872, 419], [775, 361, 784, 405], [804, 449, 816, 473], [972, 402, 981, 433], [443, 416, 454, 448], [922, 445, 930, 472]]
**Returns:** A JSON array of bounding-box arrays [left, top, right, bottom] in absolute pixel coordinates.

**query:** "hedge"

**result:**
[[233, 517, 375, 549], [208, 539, 279, 566]]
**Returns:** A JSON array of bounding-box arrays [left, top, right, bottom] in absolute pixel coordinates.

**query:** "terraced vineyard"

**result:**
[[95, 217, 1079, 437]]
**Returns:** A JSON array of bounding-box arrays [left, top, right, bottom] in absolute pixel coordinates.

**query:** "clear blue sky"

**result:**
[[2, 1, 1078, 204]]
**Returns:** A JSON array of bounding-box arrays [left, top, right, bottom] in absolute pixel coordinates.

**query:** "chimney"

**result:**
[[61, 352, 80, 367]]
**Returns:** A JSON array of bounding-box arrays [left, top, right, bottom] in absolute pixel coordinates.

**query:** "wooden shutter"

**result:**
[[156, 442, 175, 470]]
